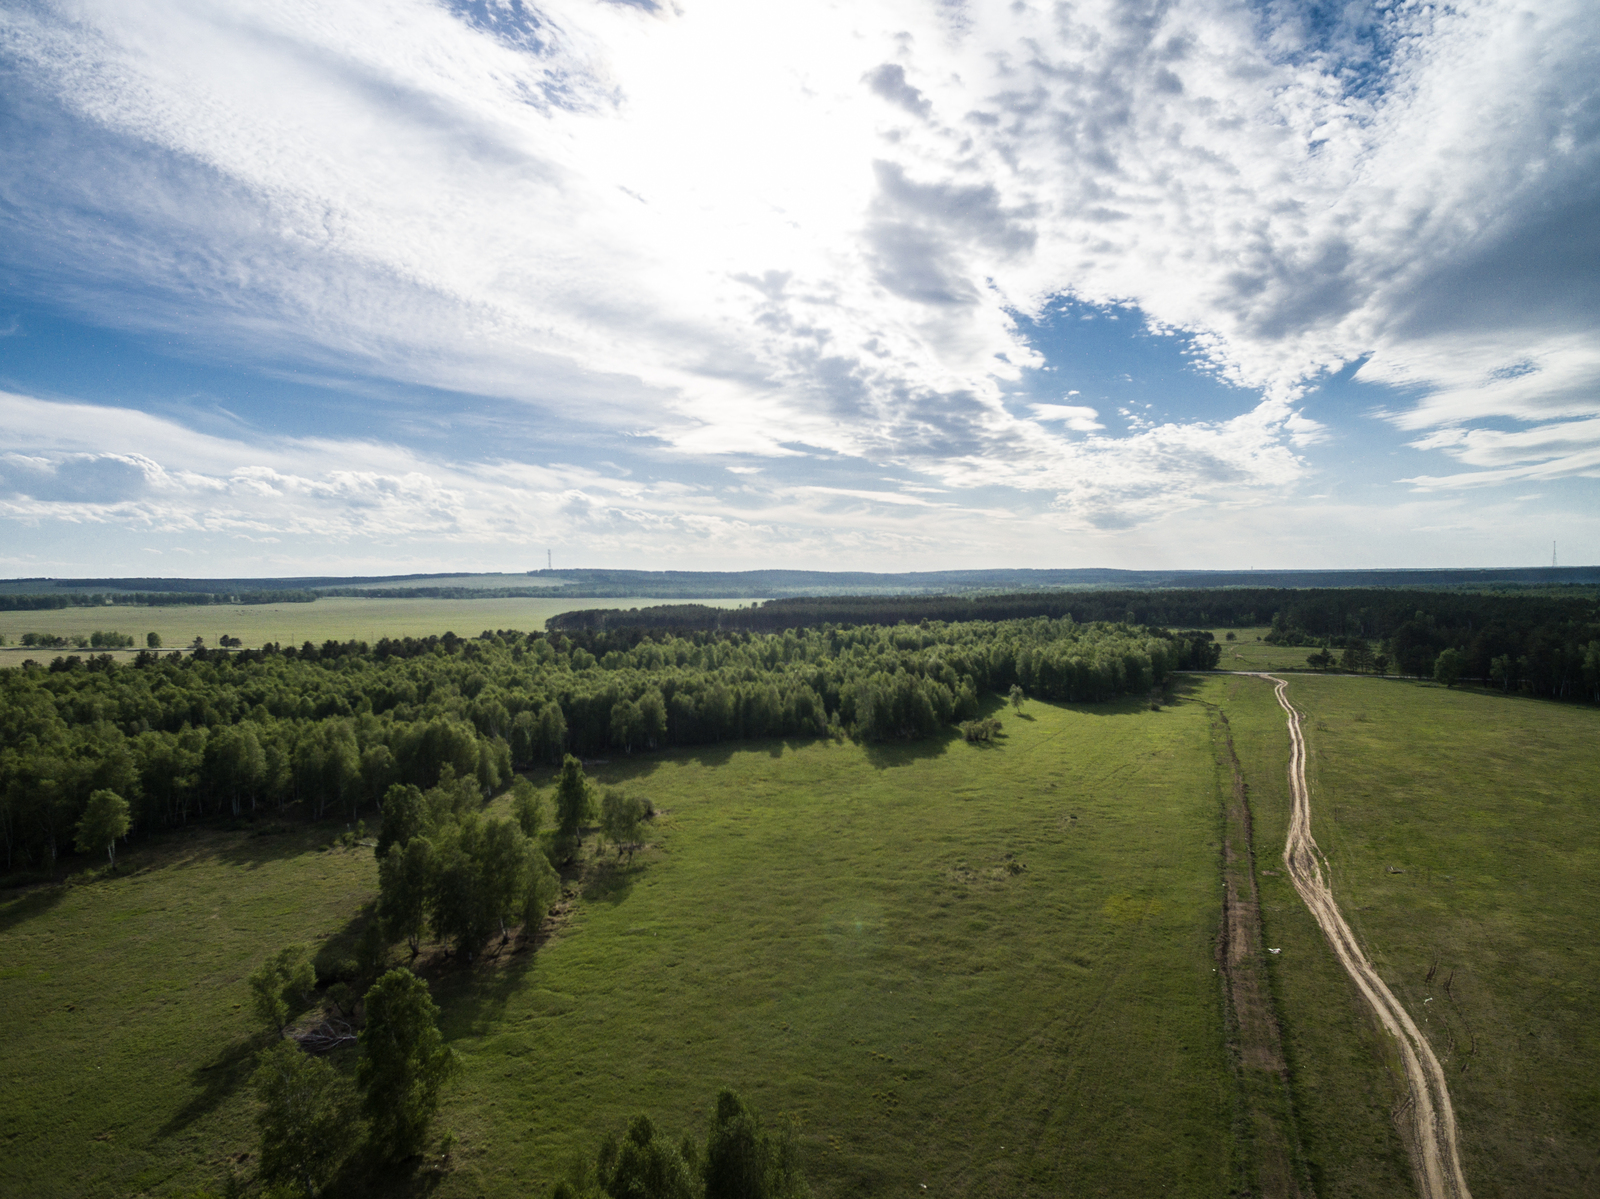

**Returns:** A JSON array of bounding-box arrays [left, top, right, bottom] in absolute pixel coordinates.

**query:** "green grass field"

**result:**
[[0, 596, 754, 657], [1207, 672, 1600, 1199], [1264, 674, 1599, 1198], [1206, 629, 1333, 674], [2, 694, 1239, 1199], [4, 672, 1596, 1198]]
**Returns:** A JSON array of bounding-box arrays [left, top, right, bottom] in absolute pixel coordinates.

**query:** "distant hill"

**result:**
[[1, 564, 1596, 605]]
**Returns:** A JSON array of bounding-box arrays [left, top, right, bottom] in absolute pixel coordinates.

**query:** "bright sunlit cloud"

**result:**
[[1, 0, 1597, 571]]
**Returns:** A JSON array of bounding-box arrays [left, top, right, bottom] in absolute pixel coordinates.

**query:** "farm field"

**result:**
[[2, 693, 1240, 1199], [1208, 672, 1600, 1199], [0, 595, 755, 657]]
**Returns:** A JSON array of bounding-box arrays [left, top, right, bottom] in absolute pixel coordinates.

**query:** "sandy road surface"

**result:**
[[1255, 673, 1472, 1199]]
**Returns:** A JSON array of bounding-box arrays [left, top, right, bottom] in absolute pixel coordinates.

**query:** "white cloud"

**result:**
[[0, 0, 1595, 554], [1029, 404, 1103, 432]]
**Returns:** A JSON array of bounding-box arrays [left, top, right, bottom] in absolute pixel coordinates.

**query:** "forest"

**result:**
[[552, 587, 1600, 703], [0, 616, 1217, 875]]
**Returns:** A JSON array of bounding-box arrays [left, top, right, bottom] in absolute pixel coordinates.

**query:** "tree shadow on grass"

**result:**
[[0, 882, 67, 933], [580, 857, 640, 907], [329, 1139, 448, 1199], [860, 726, 961, 770], [157, 1030, 272, 1139], [426, 934, 541, 1043]]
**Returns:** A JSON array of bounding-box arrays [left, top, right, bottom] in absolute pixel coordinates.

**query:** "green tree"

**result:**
[[598, 1114, 696, 1199], [535, 703, 569, 764], [74, 788, 130, 867], [554, 755, 591, 858], [703, 1090, 809, 1199], [146, 631, 162, 649], [379, 838, 434, 959], [477, 816, 536, 940], [1008, 683, 1025, 710], [252, 1039, 359, 1198], [357, 969, 458, 1161], [510, 777, 543, 839], [1434, 647, 1465, 688], [522, 850, 560, 935], [375, 783, 429, 860], [600, 790, 648, 858], [249, 945, 316, 1037], [427, 817, 498, 959]]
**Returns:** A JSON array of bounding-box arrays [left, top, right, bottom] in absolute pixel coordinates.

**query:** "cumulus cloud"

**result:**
[[0, 0, 1595, 551]]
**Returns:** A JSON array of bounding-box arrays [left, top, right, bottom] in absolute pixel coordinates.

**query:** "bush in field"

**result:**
[[704, 1090, 808, 1199], [558, 1090, 806, 1199], [959, 718, 1003, 743], [249, 946, 317, 1037], [596, 1114, 697, 1199]]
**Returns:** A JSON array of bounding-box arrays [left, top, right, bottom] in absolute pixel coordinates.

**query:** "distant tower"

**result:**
[[548, 549, 553, 571], [1552, 540, 1557, 568]]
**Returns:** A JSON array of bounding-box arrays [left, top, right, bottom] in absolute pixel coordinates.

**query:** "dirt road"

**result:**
[[1259, 673, 1472, 1199]]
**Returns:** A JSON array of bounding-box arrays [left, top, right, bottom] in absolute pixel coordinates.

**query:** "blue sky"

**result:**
[[2, 0, 1597, 576]]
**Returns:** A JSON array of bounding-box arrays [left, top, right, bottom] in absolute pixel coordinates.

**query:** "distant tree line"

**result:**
[[551, 587, 1600, 704], [0, 589, 317, 611], [548, 586, 1597, 638], [1262, 595, 1600, 700], [0, 618, 1216, 873]]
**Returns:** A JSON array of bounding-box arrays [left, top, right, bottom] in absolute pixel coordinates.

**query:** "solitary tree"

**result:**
[[252, 1039, 359, 1198], [600, 790, 648, 857], [249, 945, 317, 1037], [146, 631, 162, 649], [1008, 683, 1025, 711], [74, 789, 130, 867], [358, 969, 458, 1161], [509, 777, 543, 839], [1434, 647, 1465, 688]]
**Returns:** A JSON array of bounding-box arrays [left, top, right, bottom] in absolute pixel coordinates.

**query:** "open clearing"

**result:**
[[0, 595, 754, 657]]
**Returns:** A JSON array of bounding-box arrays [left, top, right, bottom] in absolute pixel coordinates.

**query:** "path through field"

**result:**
[[1259, 674, 1472, 1199]]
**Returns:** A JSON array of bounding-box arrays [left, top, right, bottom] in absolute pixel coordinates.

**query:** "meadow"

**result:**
[[3, 693, 1239, 1199], [0, 596, 754, 657], [3, 669, 1596, 1198], [1207, 672, 1600, 1199]]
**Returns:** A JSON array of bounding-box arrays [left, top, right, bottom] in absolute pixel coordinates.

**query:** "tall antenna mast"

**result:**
[[1552, 540, 1557, 569], [548, 549, 553, 571]]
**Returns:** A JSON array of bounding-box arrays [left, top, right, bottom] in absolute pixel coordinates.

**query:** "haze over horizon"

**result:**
[[2, 0, 1598, 577]]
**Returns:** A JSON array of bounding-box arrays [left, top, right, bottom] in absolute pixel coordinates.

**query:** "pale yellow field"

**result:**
[[0, 595, 756, 655]]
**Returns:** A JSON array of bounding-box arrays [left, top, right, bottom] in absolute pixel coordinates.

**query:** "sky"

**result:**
[[1, 0, 1597, 577]]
